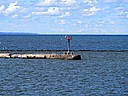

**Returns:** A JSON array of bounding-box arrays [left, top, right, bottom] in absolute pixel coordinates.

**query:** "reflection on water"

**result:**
[[0, 51, 128, 95]]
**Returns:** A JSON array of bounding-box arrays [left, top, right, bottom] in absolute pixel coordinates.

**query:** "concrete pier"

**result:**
[[0, 53, 81, 60]]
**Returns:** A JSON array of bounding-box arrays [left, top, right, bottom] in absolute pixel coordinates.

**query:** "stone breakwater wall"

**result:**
[[0, 53, 81, 60]]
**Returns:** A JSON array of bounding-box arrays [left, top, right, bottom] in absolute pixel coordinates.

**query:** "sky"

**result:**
[[0, 0, 128, 34]]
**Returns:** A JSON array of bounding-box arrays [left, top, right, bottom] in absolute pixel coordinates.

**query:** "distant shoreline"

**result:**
[[0, 32, 128, 36]]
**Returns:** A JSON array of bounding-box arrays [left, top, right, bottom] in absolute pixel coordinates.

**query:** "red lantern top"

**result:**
[[65, 36, 72, 40]]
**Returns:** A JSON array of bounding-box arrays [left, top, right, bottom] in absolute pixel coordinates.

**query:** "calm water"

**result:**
[[0, 35, 128, 96]]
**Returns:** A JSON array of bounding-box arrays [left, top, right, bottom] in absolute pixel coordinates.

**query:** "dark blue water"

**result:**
[[0, 35, 128, 50], [0, 35, 128, 96]]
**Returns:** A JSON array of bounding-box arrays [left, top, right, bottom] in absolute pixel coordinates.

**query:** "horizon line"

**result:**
[[0, 32, 128, 36]]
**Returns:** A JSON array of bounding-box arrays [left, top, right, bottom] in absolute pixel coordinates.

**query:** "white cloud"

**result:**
[[104, 0, 128, 3], [0, 5, 5, 13], [59, 20, 66, 24], [84, 0, 91, 3], [64, 12, 70, 16], [47, 7, 60, 14], [60, 12, 71, 18], [84, 0, 98, 3], [84, 0, 98, 6], [104, 0, 118, 3], [119, 11, 128, 18], [61, 0, 77, 6], [12, 14, 18, 18], [116, 7, 124, 10], [35, 7, 45, 11], [83, 0, 98, 9], [37, 0, 57, 6], [24, 14, 31, 18], [31, 12, 44, 15], [83, 5, 100, 16], [37, 0, 77, 6], [4, 2, 20, 15], [32, 7, 60, 15], [77, 21, 82, 24]]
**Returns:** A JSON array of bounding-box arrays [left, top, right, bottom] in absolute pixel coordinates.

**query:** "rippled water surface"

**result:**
[[0, 35, 128, 50], [0, 51, 128, 96], [0, 35, 128, 95]]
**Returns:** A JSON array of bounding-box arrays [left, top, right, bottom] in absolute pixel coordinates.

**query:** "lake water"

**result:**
[[0, 35, 128, 96]]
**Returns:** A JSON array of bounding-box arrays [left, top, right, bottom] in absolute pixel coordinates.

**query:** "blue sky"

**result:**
[[0, 0, 128, 34]]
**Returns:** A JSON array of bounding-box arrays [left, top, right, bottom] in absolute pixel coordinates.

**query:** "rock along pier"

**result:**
[[0, 53, 81, 60]]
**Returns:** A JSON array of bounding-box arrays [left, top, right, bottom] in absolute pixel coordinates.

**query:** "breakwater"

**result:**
[[0, 53, 81, 60]]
